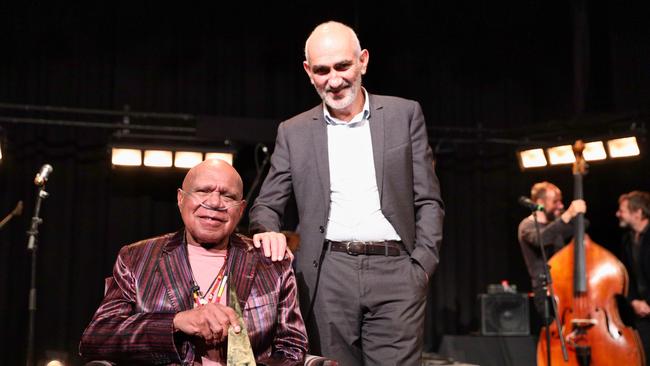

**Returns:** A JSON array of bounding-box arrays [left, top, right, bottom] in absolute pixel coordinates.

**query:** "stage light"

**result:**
[[41, 350, 69, 366], [517, 134, 642, 170], [205, 152, 234, 165], [174, 151, 203, 168], [143, 150, 173, 167], [547, 145, 576, 166], [607, 136, 640, 158], [111, 145, 234, 169], [0, 141, 3, 161], [583, 141, 607, 161], [517, 148, 547, 169], [111, 148, 142, 166]]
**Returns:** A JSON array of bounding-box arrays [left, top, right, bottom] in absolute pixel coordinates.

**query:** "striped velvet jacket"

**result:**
[[79, 230, 308, 365]]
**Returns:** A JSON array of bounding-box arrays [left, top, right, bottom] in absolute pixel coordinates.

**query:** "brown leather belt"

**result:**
[[327, 240, 404, 256]]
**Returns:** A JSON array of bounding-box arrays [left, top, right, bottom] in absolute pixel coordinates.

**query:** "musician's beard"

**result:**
[[545, 208, 564, 222]]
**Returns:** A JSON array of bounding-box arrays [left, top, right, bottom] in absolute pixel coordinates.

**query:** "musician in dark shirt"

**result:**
[[517, 181, 586, 323], [617, 190, 650, 364]]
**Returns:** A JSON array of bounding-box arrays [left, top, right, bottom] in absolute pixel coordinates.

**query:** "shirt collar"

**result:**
[[323, 88, 370, 126]]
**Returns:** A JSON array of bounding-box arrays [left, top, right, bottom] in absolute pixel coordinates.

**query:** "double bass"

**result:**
[[537, 140, 645, 365]]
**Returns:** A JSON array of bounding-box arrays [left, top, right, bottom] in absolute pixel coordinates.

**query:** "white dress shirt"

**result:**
[[323, 89, 401, 242]]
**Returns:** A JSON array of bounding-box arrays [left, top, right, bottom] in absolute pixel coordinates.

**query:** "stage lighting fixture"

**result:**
[[110, 144, 235, 169], [41, 350, 69, 366], [111, 148, 142, 166], [174, 151, 203, 168], [517, 135, 641, 170], [517, 148, 547, 169], [547, 145, 576, 166], [607, 136, 640, 158], [0, 141, 3, 161], [583, 141, 607, 161], [205, 152, 234, 165], [143, 150, 173, 167]]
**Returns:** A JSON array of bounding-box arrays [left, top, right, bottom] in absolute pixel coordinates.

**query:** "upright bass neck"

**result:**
[[573, 140, 587, 294]]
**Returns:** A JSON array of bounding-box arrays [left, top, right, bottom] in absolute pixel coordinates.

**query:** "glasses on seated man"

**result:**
[[178, 188, 245, 211]]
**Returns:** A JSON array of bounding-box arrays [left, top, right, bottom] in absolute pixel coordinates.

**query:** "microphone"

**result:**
[[518, 196, 544, 211], [34, 164, 53, 186]]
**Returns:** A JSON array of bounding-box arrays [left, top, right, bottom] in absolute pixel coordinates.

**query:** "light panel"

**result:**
[[518, 148, 547, 168], [547, 145, 576, 165], [583, 141, 607, 161], [174, 151, 203, 169], [205, 152, 234, 165], [144, 150, 173, 167], [607, 137, 640, 158], [111, 148, 142, 166]]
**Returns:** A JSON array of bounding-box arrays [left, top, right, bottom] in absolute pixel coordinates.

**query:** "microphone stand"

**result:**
[[0, 201, 22, 230], [25, 185, 49, 366], [244, 143, 271, 204], [532, 211, 568, 365]]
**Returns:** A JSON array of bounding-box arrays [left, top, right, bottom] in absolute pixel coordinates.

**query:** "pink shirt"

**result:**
[[187, 244, 228, 366]]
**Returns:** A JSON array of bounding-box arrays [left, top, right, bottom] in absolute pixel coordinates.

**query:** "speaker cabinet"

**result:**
[[438, 335, 536, 366], [480, 293, 529, 336]]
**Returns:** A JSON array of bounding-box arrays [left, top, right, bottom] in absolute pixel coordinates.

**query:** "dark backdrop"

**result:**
[[1, 1, 650, 365]]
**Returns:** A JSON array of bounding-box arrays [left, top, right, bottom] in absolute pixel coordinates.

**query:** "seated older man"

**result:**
[[79, 159, 307, 365]]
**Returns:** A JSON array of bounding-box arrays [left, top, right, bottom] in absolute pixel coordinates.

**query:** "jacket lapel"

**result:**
[[227, 235, 259, 310], [158, 230, 194, 311], [368, 94, 385, 197], [310, 110, 331, 218]]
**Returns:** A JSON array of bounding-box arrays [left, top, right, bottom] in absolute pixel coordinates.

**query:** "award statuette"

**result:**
[[227, 286, 256, 366]]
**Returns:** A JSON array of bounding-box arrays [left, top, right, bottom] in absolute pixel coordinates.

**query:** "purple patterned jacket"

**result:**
[[79, 230, 308, 365]]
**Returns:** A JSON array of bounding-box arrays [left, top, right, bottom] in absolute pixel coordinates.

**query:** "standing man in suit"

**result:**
[[617, 190, 650, 363], [249, 21, 444, 365]]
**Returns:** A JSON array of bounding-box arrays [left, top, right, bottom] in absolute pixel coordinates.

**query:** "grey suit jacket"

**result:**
[[249, 93, 444, 304]]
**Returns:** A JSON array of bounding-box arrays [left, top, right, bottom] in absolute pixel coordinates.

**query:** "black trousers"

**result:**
[[637, 317, 650, 366], [308, 248, 429, 366]]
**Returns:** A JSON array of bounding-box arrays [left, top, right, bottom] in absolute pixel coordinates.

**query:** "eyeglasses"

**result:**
[[178, 188, 245, 211]]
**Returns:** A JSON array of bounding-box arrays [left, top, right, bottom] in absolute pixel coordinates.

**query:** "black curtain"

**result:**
[[1, 1, 650, 364]]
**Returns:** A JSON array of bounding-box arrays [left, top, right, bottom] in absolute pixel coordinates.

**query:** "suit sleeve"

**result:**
[[249, 122, 294, 234], [408, 101, 445, 276], [79, 246, 187, 364], [258, 257, 308, 366]]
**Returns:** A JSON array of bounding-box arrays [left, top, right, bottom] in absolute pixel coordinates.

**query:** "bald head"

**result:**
[[182, 159, 243, 200], [304, 21, 362, 62], [178, 159, 246, 248]]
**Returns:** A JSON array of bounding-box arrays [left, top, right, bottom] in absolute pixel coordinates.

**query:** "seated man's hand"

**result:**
[[173, 303, 241, 344], [252, 231, 287, 261]]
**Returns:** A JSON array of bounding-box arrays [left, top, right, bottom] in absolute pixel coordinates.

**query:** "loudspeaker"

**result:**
[[480, 293, 529, 336], [438, 335, 536, 366]]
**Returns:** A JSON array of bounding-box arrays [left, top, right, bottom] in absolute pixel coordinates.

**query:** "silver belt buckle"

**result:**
[[345, 241, 361, 256]]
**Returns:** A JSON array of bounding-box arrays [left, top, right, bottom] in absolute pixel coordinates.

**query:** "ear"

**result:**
[[235, 200, 247, 222], [359, 49, 369, 75], [177, 188, 184, 209], [303, 61, 314, 84]]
